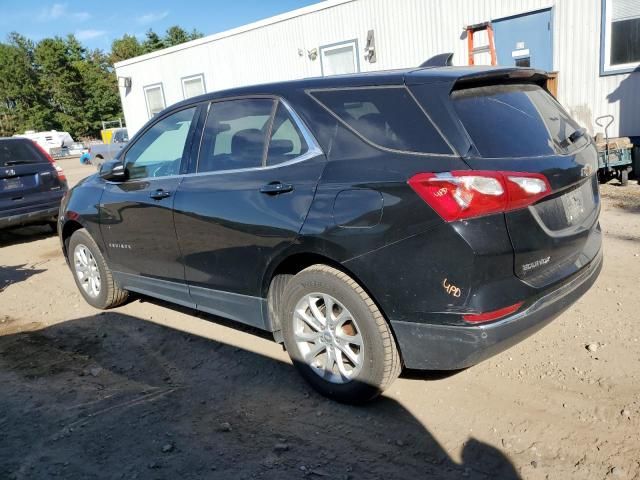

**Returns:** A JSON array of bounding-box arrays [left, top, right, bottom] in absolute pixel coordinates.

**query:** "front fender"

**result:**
[[59, 175, 106, 260]]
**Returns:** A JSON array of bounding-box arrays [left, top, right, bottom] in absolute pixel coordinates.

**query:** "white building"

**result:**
[[115, 0, 640, 139]]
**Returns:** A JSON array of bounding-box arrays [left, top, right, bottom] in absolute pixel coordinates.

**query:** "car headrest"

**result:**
[[231, 129, 265, 162], [268, 139, 295, 158]]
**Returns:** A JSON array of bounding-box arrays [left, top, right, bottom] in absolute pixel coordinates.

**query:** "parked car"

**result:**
[[1, 137, 68, 231], [86, 128, 129, 168], [59, 66, 602, 403]]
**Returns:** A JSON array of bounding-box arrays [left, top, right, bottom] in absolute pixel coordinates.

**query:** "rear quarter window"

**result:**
[[309, 87, 452, 155], [452, 84, 586, 158]]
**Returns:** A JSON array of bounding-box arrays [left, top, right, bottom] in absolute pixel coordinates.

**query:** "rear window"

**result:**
[[0, 140, 43, 166], [310, 87, 452, 155], [452, 84, 586, 158]]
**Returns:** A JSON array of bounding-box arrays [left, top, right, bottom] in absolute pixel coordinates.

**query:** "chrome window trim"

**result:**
[[306, 85, 458, 157]]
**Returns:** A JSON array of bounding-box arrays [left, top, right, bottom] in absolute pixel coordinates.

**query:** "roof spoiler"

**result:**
[[419, 52, 454, 68], [453, 68, 549, 89]]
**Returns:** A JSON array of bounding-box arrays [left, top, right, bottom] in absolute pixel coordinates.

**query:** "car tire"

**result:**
[[280, 265, 402, 403], [47, 221, 58, 233], [68, 228, 128, 309]]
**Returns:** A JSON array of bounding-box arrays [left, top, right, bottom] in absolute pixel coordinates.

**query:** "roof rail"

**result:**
[[419, 52, 454, 68]]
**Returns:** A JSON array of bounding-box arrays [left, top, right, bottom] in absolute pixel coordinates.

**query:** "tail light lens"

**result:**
[[31, 141, 67, 182], [408, 171, 551, 221], [463, 301, 524, 324]]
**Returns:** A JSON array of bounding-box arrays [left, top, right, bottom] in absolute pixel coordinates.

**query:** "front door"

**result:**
[[173, 98, 325, 328], [492, 9, 553, 71], [100, 106, 198, 303]]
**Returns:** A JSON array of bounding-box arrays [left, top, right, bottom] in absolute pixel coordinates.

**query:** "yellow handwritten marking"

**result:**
[[442, 278, 462, 298]]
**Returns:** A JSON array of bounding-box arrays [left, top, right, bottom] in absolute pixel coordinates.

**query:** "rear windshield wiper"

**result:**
[[559, 127, 587, 149], [2, 160, 31, 166]]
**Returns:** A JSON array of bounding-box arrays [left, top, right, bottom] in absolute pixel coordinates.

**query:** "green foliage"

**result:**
[[143, 29, 165, 54], [110, 34, 143, 64], [0, 24, 202, 139]]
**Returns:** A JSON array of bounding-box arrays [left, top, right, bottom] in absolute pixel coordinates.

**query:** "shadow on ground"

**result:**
[[0, 313, 521, 479], [0, 264, 47, 293], [0, 225, 56, 248]]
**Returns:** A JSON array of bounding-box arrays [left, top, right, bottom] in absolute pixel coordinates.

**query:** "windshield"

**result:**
[[452, 84, 586, 158]]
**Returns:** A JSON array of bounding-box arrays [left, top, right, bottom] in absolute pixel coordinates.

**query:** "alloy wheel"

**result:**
[[73, 244, 101, 298], [293, 293, 363, 384]]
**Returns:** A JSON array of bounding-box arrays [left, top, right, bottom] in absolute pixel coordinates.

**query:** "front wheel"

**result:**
[[68, 228, 128, 309], [280, 265, 402, 403]]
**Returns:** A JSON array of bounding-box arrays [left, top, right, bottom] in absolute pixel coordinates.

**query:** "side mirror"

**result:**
[[99, 160, 127, 181]]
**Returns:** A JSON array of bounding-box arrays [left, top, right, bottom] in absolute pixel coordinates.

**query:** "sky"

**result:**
[[0, 0, 320, 50]]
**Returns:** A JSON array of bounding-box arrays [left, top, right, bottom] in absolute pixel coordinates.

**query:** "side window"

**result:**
[[266, 103, 309, 166], [310, 87, 451, 155], [198, 99, 274, 173], [124, 107, 196, 180]]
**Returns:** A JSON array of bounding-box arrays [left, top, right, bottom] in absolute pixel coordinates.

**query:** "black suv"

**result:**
[[59, 66, 602, 403], [1, 138, 68, 231]]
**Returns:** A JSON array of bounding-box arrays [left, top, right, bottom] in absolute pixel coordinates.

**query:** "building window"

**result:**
[[182, 74, 206, 99], [320, 40, 359, 76], [144, 84, 166, 118], [601, 0, 640, 75]]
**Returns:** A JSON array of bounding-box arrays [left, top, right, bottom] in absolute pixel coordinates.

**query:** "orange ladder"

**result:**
[[466, 22, 497, 66]]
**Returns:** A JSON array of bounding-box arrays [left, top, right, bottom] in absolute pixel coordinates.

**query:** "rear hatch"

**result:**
[[450, 81, 601, 287], [0, 139, 66, 213]]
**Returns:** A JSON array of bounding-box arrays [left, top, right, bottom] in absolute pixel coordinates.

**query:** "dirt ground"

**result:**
[[1, 157, 639, 480]]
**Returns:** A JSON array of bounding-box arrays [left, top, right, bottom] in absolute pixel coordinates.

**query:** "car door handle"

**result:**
[[149, 189, 171, 200], [260, 182, 294, 195]]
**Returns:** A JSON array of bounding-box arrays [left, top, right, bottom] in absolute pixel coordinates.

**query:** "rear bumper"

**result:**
[[391, 249, 603, 370], [0, 205, 60, 229]]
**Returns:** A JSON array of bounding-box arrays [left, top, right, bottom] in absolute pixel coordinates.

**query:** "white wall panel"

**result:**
[[116, 0, 638, 138]]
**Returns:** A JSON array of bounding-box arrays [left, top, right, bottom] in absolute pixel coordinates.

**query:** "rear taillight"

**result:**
[[463, 301, 524, 324], [31, 140, 67, 182], [408, 171, 550, 222]]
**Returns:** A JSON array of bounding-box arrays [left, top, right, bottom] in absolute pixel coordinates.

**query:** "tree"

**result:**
[[34, 36, 87, 136], [0, 23, 204, 138], [110, 34, 143, 64], [165, 26, 190, 47], [143, 29, 165, 53], [0, 33, 53, 135], [77, 49, 122, 137], [189, 29, 204, 41]]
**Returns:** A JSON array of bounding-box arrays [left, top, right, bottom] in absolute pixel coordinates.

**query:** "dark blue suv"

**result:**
[[1, 138, 68, 231], [59, 66, 602, 403]]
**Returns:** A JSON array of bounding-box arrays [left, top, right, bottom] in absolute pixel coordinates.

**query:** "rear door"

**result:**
[[0, 139, 65, 214], [173, 98, 325, 326], [450, 82, 600, 287]]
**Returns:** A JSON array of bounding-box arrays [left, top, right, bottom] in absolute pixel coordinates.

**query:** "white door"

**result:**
[[320, 40, 359, 76]]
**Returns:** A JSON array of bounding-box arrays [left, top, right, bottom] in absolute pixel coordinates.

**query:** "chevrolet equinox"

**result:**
[[59, 66, 602, 403]]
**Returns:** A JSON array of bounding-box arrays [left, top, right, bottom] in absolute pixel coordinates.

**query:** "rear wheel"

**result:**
[[280, 265, 401, 403], [68, 228, 128, 309]]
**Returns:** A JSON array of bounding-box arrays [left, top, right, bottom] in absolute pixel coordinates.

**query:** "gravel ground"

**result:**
[[0, 158, 639, 479]]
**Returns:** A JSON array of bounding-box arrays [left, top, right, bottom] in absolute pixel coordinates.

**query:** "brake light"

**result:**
[[408, 171, 550, 221], [463, 301, 524, 324], [31, 140, 67, 182]]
